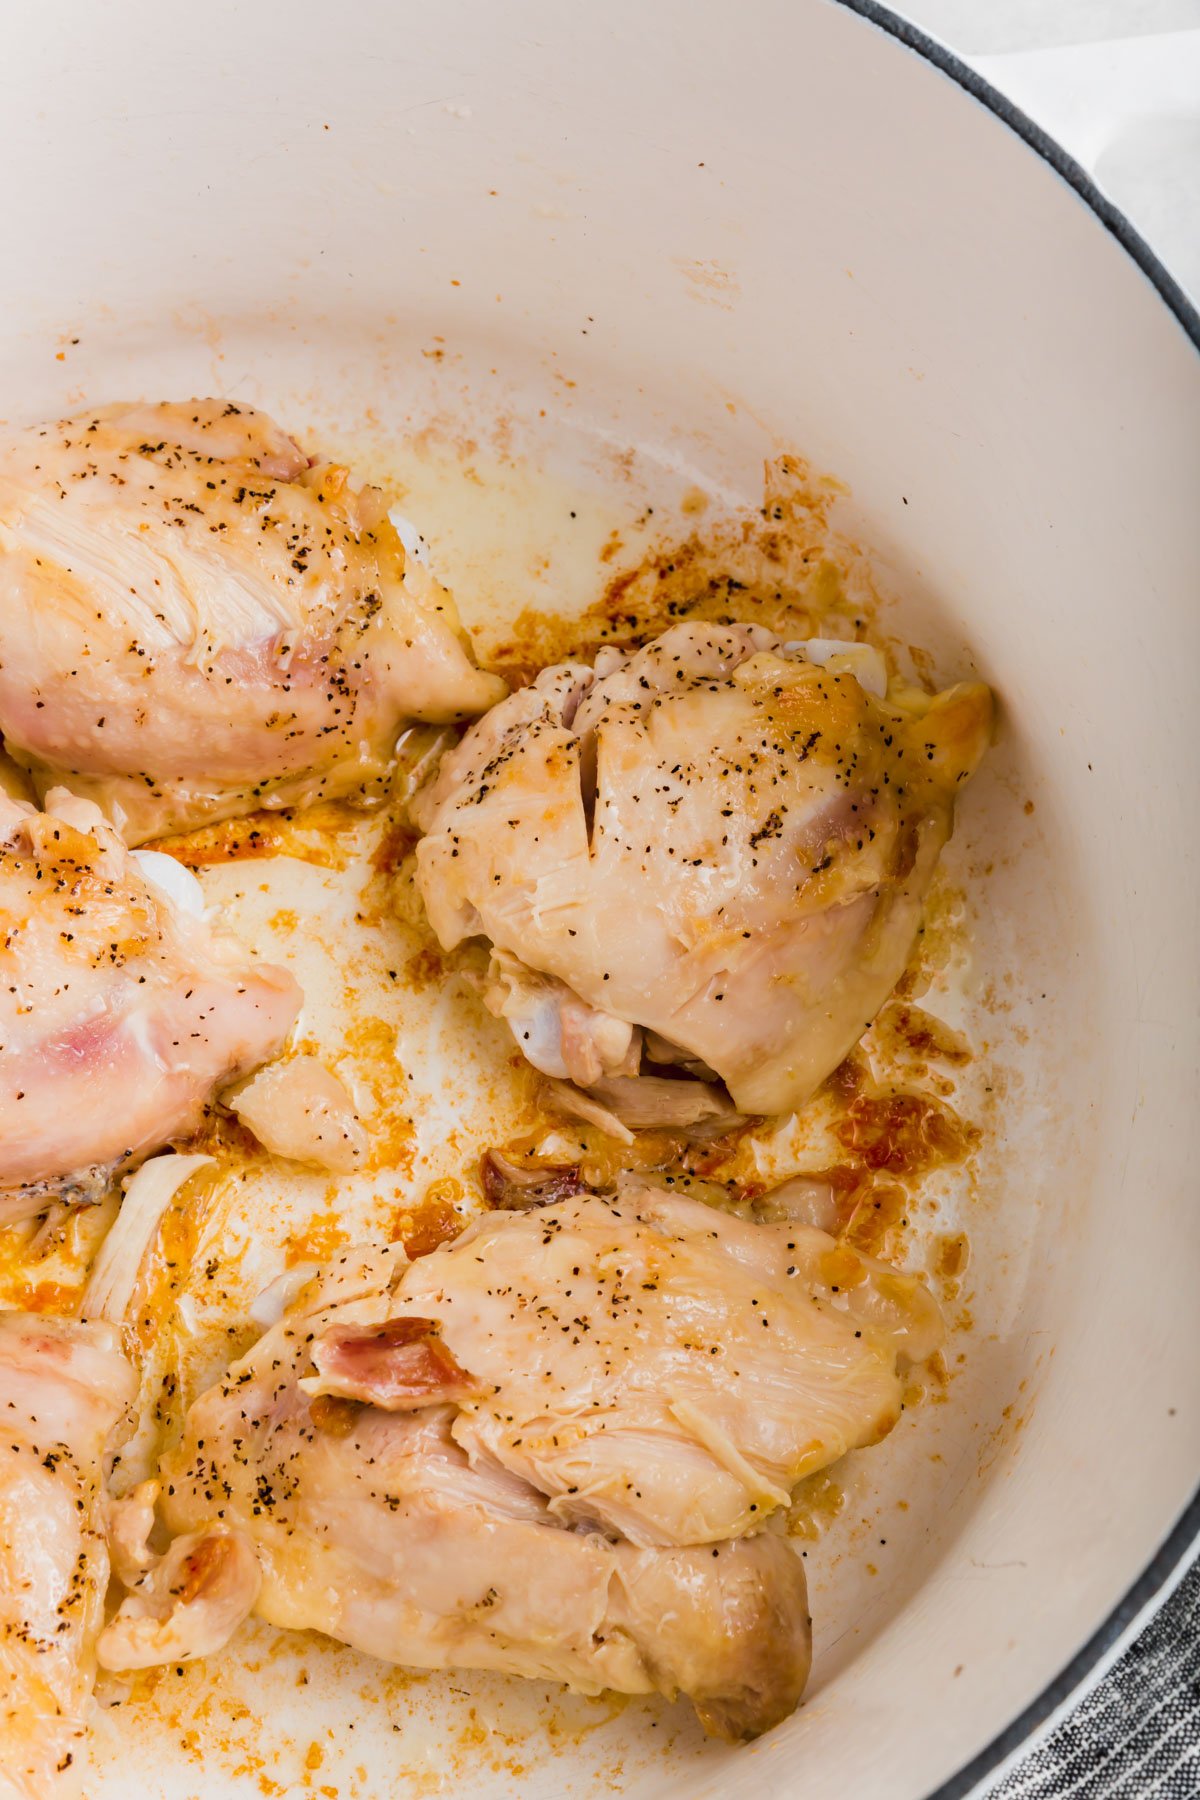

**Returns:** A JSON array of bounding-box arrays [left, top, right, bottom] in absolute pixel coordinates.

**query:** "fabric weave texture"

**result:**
[[990, 1558, 1200, 1799]]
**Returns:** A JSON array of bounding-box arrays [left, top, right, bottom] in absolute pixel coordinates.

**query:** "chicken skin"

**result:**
[[162, 1184, 940, 1738], [0, 788, 299, 1220], [413, 623, 992, 1116], [0, 400, 506, 842], [0, 1313, 135, 1797]]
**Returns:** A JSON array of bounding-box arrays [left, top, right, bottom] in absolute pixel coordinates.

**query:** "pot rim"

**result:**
[[831, 6, 1199, 1793]]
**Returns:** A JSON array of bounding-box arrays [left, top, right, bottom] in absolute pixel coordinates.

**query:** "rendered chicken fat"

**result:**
[[0, 400, 507, 841], [414, 623, 992, 1114]]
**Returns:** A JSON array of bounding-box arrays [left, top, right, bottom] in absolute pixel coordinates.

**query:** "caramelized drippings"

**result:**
[[150, 801, 363, 869], [787, 1469, 847, 1542], [370, 821, 420, 876], [492, 456, 869, 678], [390, 1179, 468, 1258], [834, 1089, 978, 1176], [839, 1181, 911, 1262]]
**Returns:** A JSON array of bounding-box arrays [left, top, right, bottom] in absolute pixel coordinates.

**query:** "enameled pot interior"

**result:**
[[2, 4, 1197, 1795]]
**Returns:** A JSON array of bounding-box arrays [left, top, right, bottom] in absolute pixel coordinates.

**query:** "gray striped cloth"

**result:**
[[989, 1560, 1200, 1799]]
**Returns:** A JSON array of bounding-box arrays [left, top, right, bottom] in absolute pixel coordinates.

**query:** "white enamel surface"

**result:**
[[1, 2, 1197, 1797]]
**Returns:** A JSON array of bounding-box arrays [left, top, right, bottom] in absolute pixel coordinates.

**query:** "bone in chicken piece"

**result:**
[[0, 1312, 135, 1797], [162, 1185, 941, 1738], [97, 1521, 261, 1673], [413, 622, 991, 1115], [0, 399, 507, 842], [0, 788, 299, 1219]]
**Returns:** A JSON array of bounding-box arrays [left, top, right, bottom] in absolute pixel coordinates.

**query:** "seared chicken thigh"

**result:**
[[414, 624, 991, 1115], [162, 1185, 940, 1737], [0, 1313, 134, 1797], [0, 788, 299, 1218], [0, 401, 506, 842], [389, 1183, 941, 1542]]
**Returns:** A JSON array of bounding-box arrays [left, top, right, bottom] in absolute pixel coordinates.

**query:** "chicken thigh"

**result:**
[[0, 788, 300, 1220], [413, 623, 991, 1116], [0, 1312, 134, 1797], [162, 1184, 940, 1737], [0, 400, 506, 842]]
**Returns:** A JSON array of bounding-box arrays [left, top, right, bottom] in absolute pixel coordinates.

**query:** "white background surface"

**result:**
[[896, 0, 1200, 301]]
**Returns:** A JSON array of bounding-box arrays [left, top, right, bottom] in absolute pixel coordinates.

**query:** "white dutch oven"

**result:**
[[2, 3, 1197, 1796]]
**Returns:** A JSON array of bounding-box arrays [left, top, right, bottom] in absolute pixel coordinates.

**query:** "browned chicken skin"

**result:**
[[415, 622, 991, 1115], [0, 787, 300, 1216], [161, 1184, 941, 1736], [0, 400, 505, 842]]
